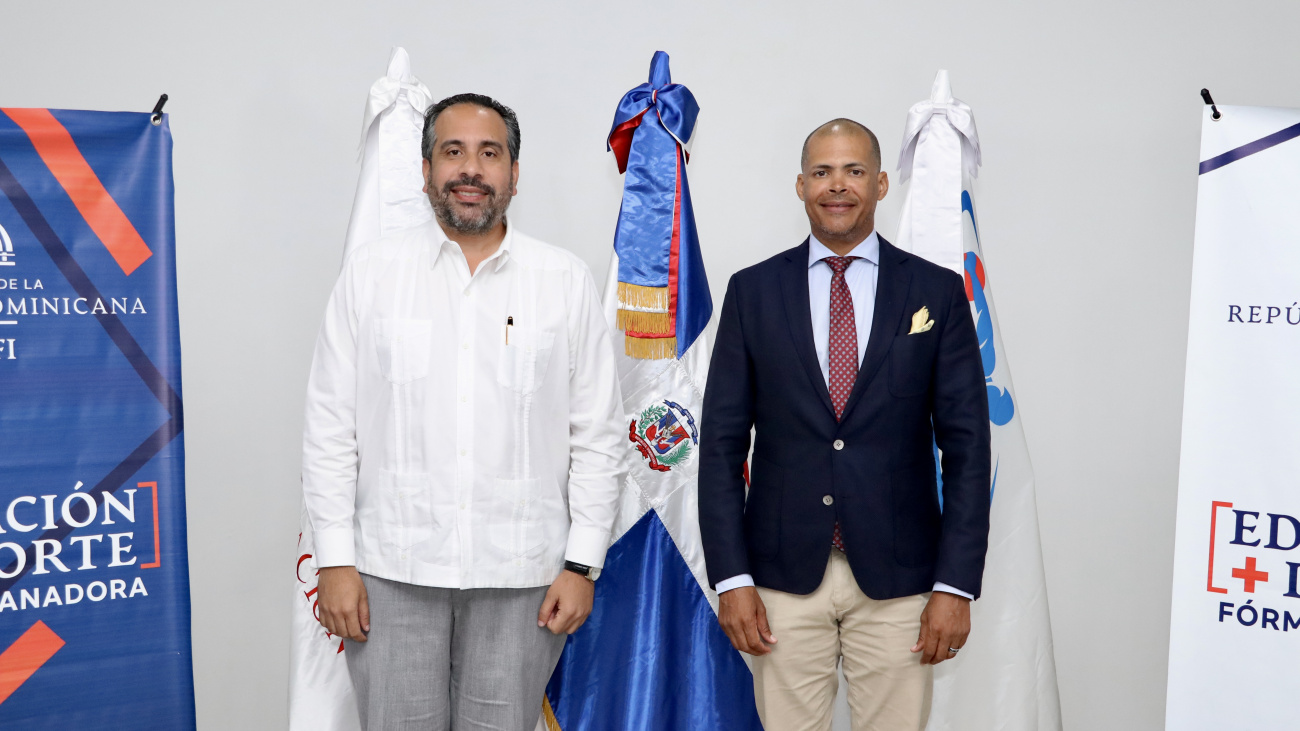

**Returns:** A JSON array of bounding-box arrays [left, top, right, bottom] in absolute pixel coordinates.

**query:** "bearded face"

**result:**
[[422, 103, 518, 238], [429, 173, 512, 236]]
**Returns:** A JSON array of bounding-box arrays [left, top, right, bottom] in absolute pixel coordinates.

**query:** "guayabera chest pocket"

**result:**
[[375, 318, 433, 385], [497, 326, 555, 395]]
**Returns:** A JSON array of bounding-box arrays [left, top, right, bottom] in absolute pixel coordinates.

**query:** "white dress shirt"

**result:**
[[302, 220, 625, 589], [716, 231, 973, 600]]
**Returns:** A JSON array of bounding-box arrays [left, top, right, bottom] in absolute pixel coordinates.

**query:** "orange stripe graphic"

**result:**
[[1, 108, 152, 275], [0, 621, 65, 705], [139, 481, 162, 569]]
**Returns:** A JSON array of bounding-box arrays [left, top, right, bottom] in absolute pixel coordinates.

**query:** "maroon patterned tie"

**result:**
[[824, 255, 860, 553]]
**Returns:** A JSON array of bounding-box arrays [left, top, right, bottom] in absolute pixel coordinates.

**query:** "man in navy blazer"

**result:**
[[699, 119, 990, 730]]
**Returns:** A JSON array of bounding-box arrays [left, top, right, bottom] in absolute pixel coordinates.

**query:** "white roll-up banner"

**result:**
[[1167, 103, 1300, 729]]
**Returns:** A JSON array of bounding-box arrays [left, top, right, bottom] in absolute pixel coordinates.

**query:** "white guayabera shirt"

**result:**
[[302, 220, 625, 589]]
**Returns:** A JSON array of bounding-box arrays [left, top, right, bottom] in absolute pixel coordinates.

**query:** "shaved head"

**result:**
[[796, 117, 889, 251], [801, 118, 881, 173]]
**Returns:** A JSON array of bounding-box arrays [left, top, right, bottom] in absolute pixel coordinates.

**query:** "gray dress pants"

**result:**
[[345, 574, 567, 731]]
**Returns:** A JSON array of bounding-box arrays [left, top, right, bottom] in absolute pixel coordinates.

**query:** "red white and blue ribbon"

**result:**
[[607, 51, 710, 359]]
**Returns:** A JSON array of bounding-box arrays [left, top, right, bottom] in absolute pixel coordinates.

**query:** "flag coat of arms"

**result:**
[[541, 52, 763, 731], [893, 70, 1063, 731]]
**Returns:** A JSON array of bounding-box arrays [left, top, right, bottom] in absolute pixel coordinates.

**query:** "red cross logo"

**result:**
[[1232, 556, 1269, 593]]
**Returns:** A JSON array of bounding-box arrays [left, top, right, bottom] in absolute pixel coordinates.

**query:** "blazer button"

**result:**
[[823, 495, 834, 506], [833, 439, 844, 451]]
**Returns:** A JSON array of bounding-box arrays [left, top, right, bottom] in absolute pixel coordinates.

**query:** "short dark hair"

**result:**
[[801, 118, 880, 172], [421, 93, 520, 163]]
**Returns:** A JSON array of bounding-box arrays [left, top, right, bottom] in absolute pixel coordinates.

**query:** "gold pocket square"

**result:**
[[909, 306, 935, 334]]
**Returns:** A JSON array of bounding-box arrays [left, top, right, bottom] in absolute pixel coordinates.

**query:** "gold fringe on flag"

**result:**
[[617, 309, 673, 335], [625, 335, 677, 360], [542, 697, 563, 731], [617, 282, 670, 310]]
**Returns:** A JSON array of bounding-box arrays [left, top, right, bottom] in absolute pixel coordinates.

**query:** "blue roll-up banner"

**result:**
[[0, 108, 194, 729]]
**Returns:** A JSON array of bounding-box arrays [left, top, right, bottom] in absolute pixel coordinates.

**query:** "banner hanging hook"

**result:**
[[1200, 89, 1221, 121], [151, 94, 169, 126]]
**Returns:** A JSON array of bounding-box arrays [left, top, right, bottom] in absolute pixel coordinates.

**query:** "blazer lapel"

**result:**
[[780, 239, 836, 418], [840, 237, 912, 421]]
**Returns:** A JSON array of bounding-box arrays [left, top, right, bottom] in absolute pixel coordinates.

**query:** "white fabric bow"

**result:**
[[893, 70, 982, 276], [358, 47, 433, 150], [342, 47, 436, 260], [897, 70, 981, 184]]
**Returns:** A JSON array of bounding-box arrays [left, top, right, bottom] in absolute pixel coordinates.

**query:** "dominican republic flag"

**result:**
[[0, 107, 194, 727], [604, 51, 710, 361], [894, 70, 1062, 731], [288, 47, 432, 731], [541, 52, 763, 731]]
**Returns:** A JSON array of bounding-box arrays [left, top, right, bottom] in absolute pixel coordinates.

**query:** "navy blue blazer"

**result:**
[[699, 237, 991, 599]]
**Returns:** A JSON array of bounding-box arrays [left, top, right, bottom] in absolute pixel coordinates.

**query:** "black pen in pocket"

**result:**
[[506, 315, 513, 345]]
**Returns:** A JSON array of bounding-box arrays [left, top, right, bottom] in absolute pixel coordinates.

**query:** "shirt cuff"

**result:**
[[933, 581, 974, 600], [565, 525, 611, 569], [716, 574, 755, 593], [313, 528, 356, 568]]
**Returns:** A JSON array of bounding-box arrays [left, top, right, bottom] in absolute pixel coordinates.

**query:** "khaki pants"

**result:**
[[752, 551, 932, 731]]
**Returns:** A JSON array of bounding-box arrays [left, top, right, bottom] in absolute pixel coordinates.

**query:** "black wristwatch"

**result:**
[[564, 560, 601, 582]]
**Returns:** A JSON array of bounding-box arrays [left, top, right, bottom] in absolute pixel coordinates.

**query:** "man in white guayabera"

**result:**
[[301, 93, 625, 731]]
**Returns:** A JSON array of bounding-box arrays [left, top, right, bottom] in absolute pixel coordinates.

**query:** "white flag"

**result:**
[[894, 70, 1063, 731], [289, 46, 432, 731]]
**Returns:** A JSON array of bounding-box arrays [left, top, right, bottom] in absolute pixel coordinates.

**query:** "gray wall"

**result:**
[[4, 2, 1299, 728]]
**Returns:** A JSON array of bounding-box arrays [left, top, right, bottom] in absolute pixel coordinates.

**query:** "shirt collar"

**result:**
[[431, 218, 514, 273], [808, 230, 880, 269]]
